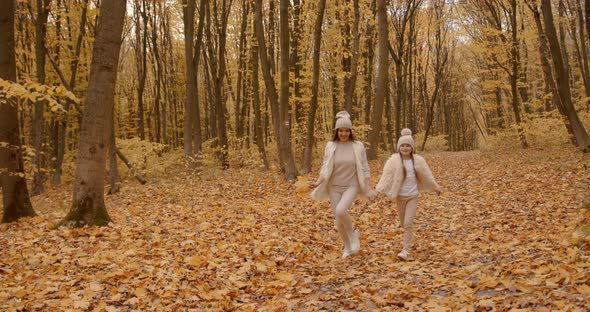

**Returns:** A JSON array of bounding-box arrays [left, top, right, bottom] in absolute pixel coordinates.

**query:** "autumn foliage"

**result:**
[[1, 147, 588, 310]]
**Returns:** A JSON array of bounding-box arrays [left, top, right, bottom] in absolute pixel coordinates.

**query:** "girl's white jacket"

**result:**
[[376, 153, 439, 198], [310, 141, 371, 201]]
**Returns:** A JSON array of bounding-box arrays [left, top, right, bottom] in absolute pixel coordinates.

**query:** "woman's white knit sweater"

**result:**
[[310, 141, 371, 201]]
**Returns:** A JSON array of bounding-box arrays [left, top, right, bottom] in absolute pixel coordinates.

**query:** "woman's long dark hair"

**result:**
[[332, 129, 355, 142]]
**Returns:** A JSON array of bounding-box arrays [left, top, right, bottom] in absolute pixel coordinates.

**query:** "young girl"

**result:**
[[309, 111, 378, 259], [376, 128, 441, 260]]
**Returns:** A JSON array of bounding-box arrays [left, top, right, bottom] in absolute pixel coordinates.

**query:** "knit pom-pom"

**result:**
[[335, 111, 351, 120], [401, 128, 412, 136]]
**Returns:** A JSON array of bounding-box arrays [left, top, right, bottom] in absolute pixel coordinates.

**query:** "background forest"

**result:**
[[2, 0, 590, 190], [1, 0, 589, 310]]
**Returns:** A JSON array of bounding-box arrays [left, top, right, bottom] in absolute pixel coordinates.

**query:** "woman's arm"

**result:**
[[308, 143, 332, 188]]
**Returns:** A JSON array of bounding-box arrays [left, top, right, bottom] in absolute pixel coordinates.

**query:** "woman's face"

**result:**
[[338, 128, 351, 142], [399, 143, 413, 156]]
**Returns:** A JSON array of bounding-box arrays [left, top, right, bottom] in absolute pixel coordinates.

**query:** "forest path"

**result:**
[[1, 149, 588, 310]]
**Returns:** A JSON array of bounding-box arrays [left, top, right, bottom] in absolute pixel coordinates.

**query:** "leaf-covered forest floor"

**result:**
[[1, 149, 589, 311]]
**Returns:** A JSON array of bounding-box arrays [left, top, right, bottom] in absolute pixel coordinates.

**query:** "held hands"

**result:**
[[308, 181, 320, 189], [367, 189, 379, 201]]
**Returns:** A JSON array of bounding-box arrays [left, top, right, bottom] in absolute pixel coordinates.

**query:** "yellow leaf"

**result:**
[[275, 272, 294, 282], [294, 176, 309, 194], [576, 284, 590, 295], [15, 289, 27, 298], [134, 287, 147, 297]]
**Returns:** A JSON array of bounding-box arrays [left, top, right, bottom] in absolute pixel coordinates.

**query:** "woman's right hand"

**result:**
[[308, 181, 320, 189]]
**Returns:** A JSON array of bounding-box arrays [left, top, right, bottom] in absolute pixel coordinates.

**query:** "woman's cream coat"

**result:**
[[376, 153, 439, 198], [310, 141, 371, 201]]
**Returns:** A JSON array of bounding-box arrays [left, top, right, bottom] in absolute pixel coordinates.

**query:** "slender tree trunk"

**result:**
[[235, 0, 248, 138], [344, 0, 360, 113], [278, 0, 298, 179], [137, 0, 148, 140], [529, 4, 562, 112], [251, 25, 269, 169], [302, 0, 326, 174], [108, 109, 120, 195], [192, 0, 206, 153], [213, 0, 230, 168], [542, 0, 590, 152], [31, 0, 51, 196], [364, 0, 376, 125], [509, 0, 528, 148], [183, 0, 196, 158], [50, 0, 88, 187], [254, 0, 298, 180], [291, 0, 303, 125], [1, 0, 36, 222], [574, 0, 590, 98], [367, 0, 389, 160], [59, 0, 127, 227]]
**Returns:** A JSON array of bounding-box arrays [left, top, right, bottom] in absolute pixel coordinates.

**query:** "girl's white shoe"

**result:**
[[397, 249, 410, 261], [342, 248, 352, 259]]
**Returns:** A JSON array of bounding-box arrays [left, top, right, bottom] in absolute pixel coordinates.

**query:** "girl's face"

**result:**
[[338, 128, 351, 142], [399, 143, 413, 157]]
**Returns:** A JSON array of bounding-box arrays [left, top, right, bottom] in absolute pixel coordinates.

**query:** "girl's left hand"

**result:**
[[368, 190, 379, 201], [435, 187, 442, 196]]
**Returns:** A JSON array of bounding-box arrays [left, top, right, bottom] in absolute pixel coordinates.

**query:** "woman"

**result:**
[[309, 111, 377, 258]]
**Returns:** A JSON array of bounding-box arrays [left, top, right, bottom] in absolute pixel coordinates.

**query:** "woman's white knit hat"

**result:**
[[397, 128, 414, 150], [334, 111, 352, 129]]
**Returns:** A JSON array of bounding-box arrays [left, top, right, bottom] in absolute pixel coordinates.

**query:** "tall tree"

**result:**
[[1, 0, 36, 222], [367, 0, 389, 160], [344, 0, 360, 113], [183, 0, 197, 158], [31, 0, 51, 195], [254, 0, 298, 180], [59, 0, 127, 227], [302, 0, 326, 174], [541, 0, 590, 152]]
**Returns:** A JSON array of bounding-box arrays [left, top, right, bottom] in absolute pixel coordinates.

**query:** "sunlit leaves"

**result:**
[[0, 78, 76, 113]]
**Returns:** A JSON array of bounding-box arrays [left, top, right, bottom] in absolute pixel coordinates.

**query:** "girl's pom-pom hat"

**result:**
[[397, 128, 415, 150]]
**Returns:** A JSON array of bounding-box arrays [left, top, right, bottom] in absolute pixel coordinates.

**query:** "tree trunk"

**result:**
[[53, 0, 88, 187], [108, 109, 120, 195], [528, 3, 562, 113], [192, 0, 206, 153], [344, 0, 360, 113], [137, 0, 148, 140], [235, 0, 248, 138], [59, 0, 126, 227], [278, 0, 298, 179], [509, 0, 528, 148], [183, 0, 196, 158], [251, 24, 269, 170], [302, 0, 326, 174], [363, 0, 376, 125], [291, 0, 304, 125], [0, 0, 36, 222], [541, 0, 590, 152], [367, 0, 389, 160], [574, 0, 590, 99], [31, 0, 51, 196], [254, 0, 298, 180], [214, 0, 230, 168]]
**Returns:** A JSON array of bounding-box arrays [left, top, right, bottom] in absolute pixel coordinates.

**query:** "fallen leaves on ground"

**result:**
[[1, 149, 588, 311]]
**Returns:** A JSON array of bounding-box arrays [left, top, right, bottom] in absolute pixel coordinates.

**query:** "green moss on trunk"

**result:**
[[56, 194, 112, 228]]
